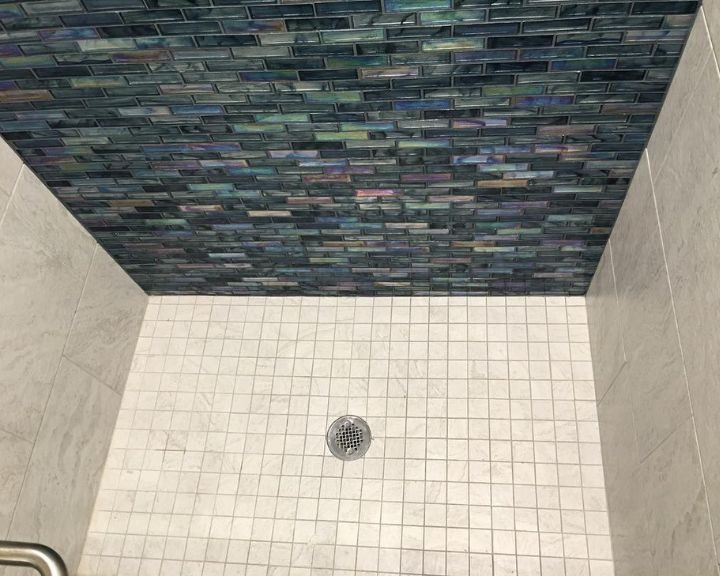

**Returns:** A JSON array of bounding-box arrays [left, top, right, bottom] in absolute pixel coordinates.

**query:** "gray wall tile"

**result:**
[[641, 420, 717, 576], [0, 429, 33, 538], [650, 51, 720, 554], [586, 244, 626, 402], [589, 9, 720, 574], [9, 359, 121, 575], [609, 154, 691, 459], [0, 168, 95, 441], [604, 468, 650, 576], [597, 369, 638, 500], [646, 9, 713, 169], [0, 138, 147, 572], [702, 0, 720, 64], [598, 372, 647, 576], [64, 248, 147, 394]]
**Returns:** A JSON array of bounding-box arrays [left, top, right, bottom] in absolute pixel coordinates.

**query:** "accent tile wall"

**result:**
[[0, 0, 700, 295], [0, 136, 148, 575], [587, 7, 720, 575], [79, 295, 614, 576]]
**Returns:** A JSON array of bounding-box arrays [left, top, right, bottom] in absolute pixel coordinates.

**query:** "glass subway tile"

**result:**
[[0, 0, 698, 295]]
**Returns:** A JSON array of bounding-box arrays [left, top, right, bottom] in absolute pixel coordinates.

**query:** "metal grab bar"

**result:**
[[0, 541, 67, 576]]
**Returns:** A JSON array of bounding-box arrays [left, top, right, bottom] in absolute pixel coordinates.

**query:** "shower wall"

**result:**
[[0, 137, 147, 573], [587, 7, 720, 576]]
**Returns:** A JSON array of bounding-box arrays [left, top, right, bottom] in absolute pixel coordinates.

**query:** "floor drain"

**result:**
[[327, 415, 371, 461]]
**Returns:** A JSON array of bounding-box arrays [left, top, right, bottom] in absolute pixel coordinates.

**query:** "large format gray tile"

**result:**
[[605, 469, 650, 576], [703, 1, 720, 64], [609, 154, 691, 460], [647, 9, 713, 169], [9, 359, 121, 575], [64, 248, 147, 393], [649, 53, 720, 554], [587, 244, 626, 402], [0, 168, 95, 441], [0, 189, 9, 222], [641, 419, 718, 576], [597, 368, 638, 500], [0, 138, 22, 216], [0, 429, 33, 538]]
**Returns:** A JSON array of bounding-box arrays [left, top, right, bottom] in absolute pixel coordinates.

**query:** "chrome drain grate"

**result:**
[[327, 415, 371, 461]]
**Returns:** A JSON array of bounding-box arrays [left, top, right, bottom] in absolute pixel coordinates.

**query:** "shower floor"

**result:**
[[79, 296, 613, 576]]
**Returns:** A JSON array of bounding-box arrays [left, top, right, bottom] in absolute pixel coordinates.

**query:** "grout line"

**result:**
[[505, 299, 517, 576], [419, 300, 429, 576], [286, 299, 314, 573], [546, 298, 567, 569], [329, 299, 348, 575], [573, 301, 592, 575], [703, 6, 720, 77], [646, 150, 720, 566], [245, 300, 271, 571], [378, 299, 396, 575], [348, 301, 367, 574], [606, 241, 627, 366], [263, 297, 287, 570], [0, 163, 23, 229]]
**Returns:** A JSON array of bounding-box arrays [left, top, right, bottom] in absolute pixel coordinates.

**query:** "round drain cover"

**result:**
[[327, 415, 371, 461]]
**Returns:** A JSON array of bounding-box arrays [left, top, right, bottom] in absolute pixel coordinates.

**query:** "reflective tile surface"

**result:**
[[0, 1, 700, 294]]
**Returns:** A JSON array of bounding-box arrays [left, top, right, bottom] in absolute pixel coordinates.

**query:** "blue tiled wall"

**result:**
[[0, 0, 699, 294]]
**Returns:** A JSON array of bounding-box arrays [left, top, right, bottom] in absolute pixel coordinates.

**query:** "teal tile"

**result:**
[[420, 9, 486, 24], [22, 0, 82, 14], [315, 131, 369, 140], [386, 0, 450, 10], [322, 29, 384, 43], [255, 113, 311, 123], [422, 38, 486, 51], [327, 55, 388, 68], [306, 91, 362, 103]]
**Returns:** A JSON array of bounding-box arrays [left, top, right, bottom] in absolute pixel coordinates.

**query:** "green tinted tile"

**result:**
[[420, 9, 486, 24], [306, 91, 362, 103], [255, 113, 311, 123], [386, 0, 449, 10], [315, 131, 368, 140], [322, 29, 384, 43], [422, 38, 486, 51]]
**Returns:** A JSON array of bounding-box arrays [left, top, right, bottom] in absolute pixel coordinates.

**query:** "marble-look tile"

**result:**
[[9, 359, 121, 575], [647, 9, 714, 170], [0, 168, 95, 441], [586, 244, 626, 402], [640, 419, 717, 576], [609, 154, 691, 460], [0, 138, 21, 216], [0, 189, 9, 223], [64, 248, 147, 393], [649, 53, 720, 554], [597, 368, 638, 500], [598, 362, 650, 576], [80, 295, 612, 575], [0, 428, 33, 538], [702, 2, 720, 65], [605, 469, 650, 576]]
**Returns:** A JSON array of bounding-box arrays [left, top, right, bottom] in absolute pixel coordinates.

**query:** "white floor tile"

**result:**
[[80, 297, 614, 576]]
